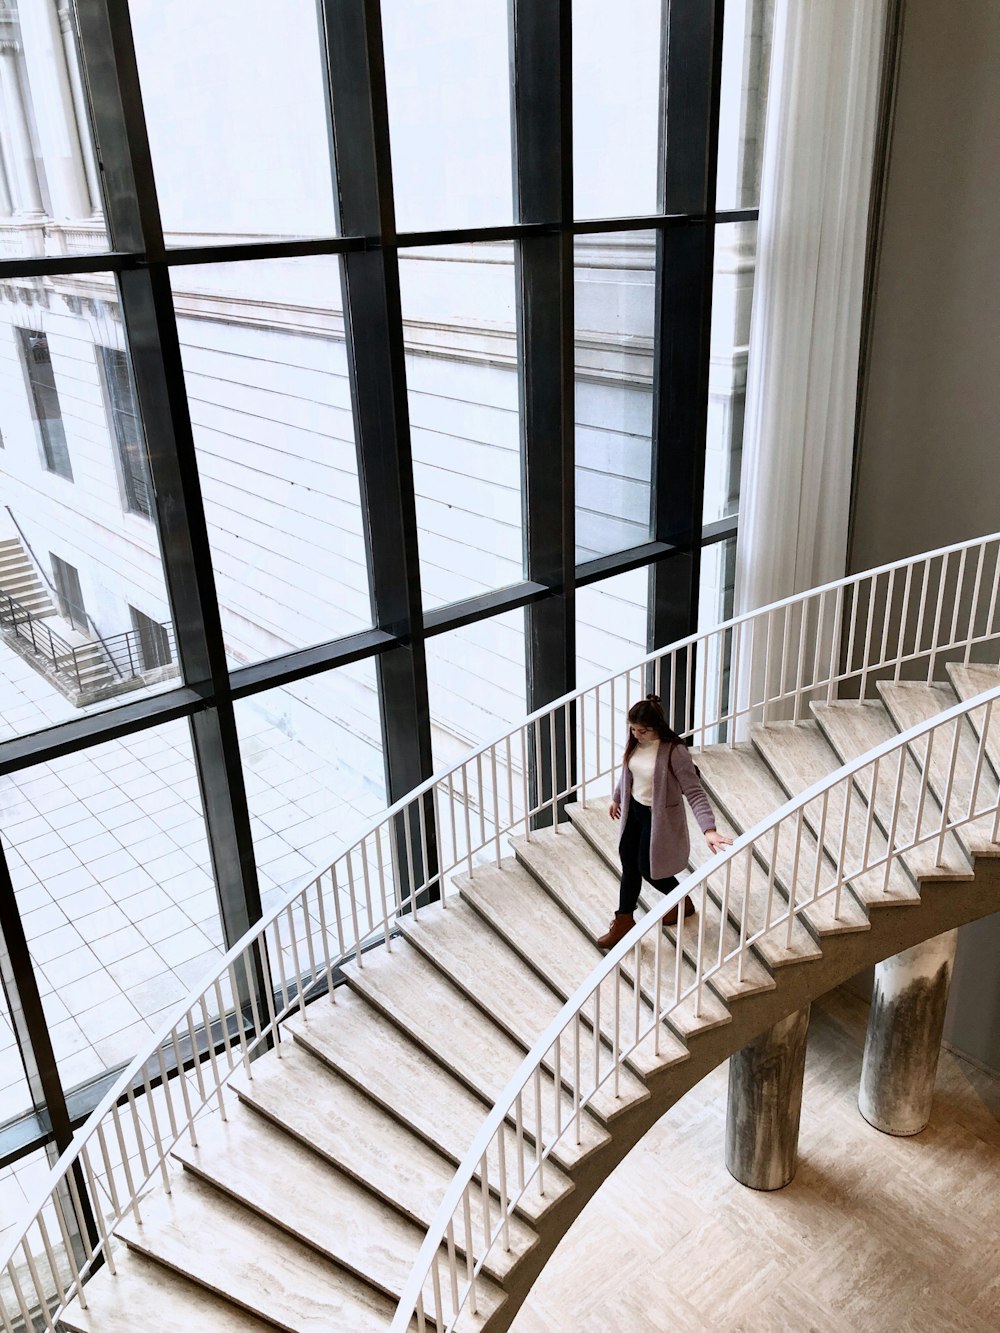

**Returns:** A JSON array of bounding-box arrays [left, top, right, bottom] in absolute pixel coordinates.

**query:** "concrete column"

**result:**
[[56, 0, 102, 215], [725, 1004, 811, 1191], [15, 0, 90, 221], [858, 930, 958, 1136], [0, 40, 45, 216], [0, 142, 13, 217]]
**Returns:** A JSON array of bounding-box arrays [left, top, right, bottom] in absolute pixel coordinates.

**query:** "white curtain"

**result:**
[[734, 0, 889, 617]]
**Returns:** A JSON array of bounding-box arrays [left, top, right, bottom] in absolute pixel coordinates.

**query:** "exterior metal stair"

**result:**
[[55, 667, 1000, 1331]]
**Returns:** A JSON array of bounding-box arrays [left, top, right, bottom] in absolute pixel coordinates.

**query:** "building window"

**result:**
[[50, 554, 88, 633], [18, 330, 73, 480], [129, 605, 173, 672], [98, 345, 153, 518]]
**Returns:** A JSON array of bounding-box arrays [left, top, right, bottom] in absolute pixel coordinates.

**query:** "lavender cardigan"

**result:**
[[613, 741, 717, 880]]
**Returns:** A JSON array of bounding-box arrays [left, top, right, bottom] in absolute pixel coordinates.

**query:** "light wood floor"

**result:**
[[510, 987, 1000, 1332]]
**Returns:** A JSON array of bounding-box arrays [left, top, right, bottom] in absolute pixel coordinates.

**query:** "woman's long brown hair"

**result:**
[[622, 694, 684, 765]]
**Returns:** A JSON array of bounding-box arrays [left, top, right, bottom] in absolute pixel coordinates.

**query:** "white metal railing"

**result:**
[[391, 680, 1000, 1331], [1, 530, 998, 1330]]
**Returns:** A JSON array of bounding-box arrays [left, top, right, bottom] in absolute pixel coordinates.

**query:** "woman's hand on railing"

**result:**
[[705, 829, 732, 854], [609, 799, 621, 820]]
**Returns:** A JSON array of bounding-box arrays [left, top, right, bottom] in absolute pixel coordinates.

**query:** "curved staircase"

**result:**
[[4, 539, 1000, 1332]]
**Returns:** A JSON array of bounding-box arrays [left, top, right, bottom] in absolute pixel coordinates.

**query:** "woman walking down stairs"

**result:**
[[5, 538, 1000, 1333]]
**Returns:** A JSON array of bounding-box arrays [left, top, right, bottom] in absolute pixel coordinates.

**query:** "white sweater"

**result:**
[[627, 740, 659, 805]]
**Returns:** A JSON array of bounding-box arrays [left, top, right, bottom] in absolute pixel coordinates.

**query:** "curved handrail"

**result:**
[[2, 529, 999, 1327], [391, 681, 1000, 1329]]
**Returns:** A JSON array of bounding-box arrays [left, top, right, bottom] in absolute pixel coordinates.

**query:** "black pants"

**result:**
[[618, 799, 678, 914]]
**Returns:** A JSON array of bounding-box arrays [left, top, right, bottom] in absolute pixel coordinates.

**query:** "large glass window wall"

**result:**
[[0, 0, 768, 1278]]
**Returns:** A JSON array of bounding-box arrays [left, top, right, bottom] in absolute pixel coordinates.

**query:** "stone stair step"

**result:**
[[879, 680, 1000, 860], [115, 1169, 396, 1331], [172, 1105, 504, 1322], [947, 663, 1000, 778], [397, 899, 650, 1124], [811, 700, 974, 884], [228, 1039, 538, 1277], [567, 801, 821, 970], [342, 938, 610, 1171], [284, 988, 572, 1224], [696, 744, 872, 936], [751, 720, 922, 908], [457, 860, 689, 1080], [58, 1248, 277, 1332], [512, 828, 738, 1035]]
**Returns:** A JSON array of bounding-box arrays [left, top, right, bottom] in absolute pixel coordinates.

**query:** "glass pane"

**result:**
[[170, 258, 371, 666], [0, 977, 31, 1126], [0, 277, 177, 741], [382, 0, 512, 232], [425, 610, 527, 773], [573, 0, 663, 219], [577, 568, 649, 689], [717, 0, 775, 211], [704, 220, 758, 525], [0, 722, 218, 1092], [0, 0, 108, 257], [233, 661, 386, 915], [129, 0, 336, 243], [575, 233, 655, 561], [398, 244, 523, 611]]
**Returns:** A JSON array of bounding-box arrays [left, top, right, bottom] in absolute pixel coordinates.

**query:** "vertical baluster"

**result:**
[[693, 888, 708, 1018], [461, 1189, 477, 1316], [914, 731, 935, 847], [497, 1130, 511, 1250], [763, 826, 779, 933], [313, 870, 337, 995], [653, 921, 663, 1057], [520, 727, 531, 842], [418, 795, 432, 906], [198, 995, 228, 1118], [964, 543, 987, 662], [345, 847, 363, 962], [699, 633, 710, 747], [738, 847, 751, 984], [592, 989, 602, 1099], [967, 700, 992, 822], [927, 553, 949, 682], [948, 547, 968, 648], [573, 1016, 582, 1145], [330, 862, 346, 960], [169, 1029, 198, 1139], [505, 734, 515, 839], [533, 1067, 545, 1196], [403, 806, 418, 919], [446, 1218, 460, 1319], [475, 751, 487, 852], [479, 1152, 492, 1252], [359, 837, 376, 934], [937, 720, 963, 865], [812, 791, 830, 903], [834, 780, 853, 920], [22, 1234, 58, 1332], [430, 785, 446, 910], [491, 747, 502, 865], [985, 541, 1000, 648], [761, 611, 775, 725], [728, 619, 742, 744], [878, 568, 897, 670], [284, 906, 307, 1019], [461, 762, 474, 876], [827, 585, 844, 702], [861, 759, 879, 877], [632, 940, 641, 1046], [515, 1092, 526, 1191], [36, 1210, 67, 1314], [859, 573, 879, 699], [612, 966, 621, 1099], [895, 562, 915, 680]]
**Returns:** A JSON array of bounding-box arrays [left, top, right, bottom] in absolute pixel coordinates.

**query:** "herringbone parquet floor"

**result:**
[[511, 985, 1000, 1332]]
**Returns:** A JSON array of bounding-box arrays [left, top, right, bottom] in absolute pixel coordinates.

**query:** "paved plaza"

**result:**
[[0, 637, 385, 1244]]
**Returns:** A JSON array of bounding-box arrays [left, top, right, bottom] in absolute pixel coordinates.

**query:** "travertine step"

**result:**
[[397, 899, 650, 1124], [228, 1039, 538, 1273], [342, 940, 610, 1170], [696, 744, 871, 936], [948, 663, 1000, 747], [878, 681, 1000, 859], [172, 1105, 504, 1321], [751, 721, 922, 908], [284, 989, 573, 1224], [59, 1248, 276, 1332], [567, 801, 821, 969], [457, 861, 690, 1079], [512, 828, 736, 1038], [812, 700, 974, 883], [115, 1169, 396, 1331]]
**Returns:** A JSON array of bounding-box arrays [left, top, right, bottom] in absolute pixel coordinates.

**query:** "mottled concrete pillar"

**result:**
[[859, 930, 958, 1136], [725, 1005, 811, 1191]]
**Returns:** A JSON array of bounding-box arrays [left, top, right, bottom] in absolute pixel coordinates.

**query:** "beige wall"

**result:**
[[850, 0, 1000, 1074], [850, 0, 1000, 571]]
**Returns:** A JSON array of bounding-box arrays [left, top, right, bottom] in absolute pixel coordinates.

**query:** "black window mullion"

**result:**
[[512, 0, 576, 825], [318, 0, 436, 899], [73, 1, 266, 976], [649, 0, 726, 723]]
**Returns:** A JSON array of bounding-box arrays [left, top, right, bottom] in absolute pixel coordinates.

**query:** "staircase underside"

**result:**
[[53, 667, 1000, 1332]]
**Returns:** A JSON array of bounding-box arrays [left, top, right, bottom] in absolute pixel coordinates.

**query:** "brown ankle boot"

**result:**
[[597, 912, 635, 950], [663, 896, 697, 927]]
